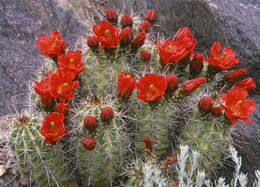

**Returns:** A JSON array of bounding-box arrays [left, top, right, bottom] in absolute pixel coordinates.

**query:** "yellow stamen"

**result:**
[[222, 52, 228, 56], [70, 58, 74, 63], [63, 83, 69, 87], [45, 84, 49, 88], [50, 122, 55, 127], [167, 45, 173, 49], [54, 38, 59, 43], [105, 29, 110, 34], [150, 84, 155, 89], [126, 75, 131, 78], [237, 100, 243, 104]]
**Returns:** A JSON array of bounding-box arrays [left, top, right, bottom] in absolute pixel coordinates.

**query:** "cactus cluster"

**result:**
[[8, 8, 256, 186]]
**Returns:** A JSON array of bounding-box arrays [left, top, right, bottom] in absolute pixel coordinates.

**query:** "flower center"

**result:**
[[126, 75, 131, 78], [167, 45, 173, 49], [50, 121, 55, 127], [237, 100, 243, 105], [63, 83, 69, 87], [222, 52, 228, 56], [45, 84, 49, 88], [54, 38, 59, 43], [150, 84, 155, 89], [105, 29, 111, 34], [70, 58, 74, 63]]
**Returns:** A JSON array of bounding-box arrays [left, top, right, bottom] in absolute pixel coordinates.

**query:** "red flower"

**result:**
[[50, 69, 79, 102], [140, 50, 151, 62], [135, 73, 167, 102], [84, 116, 98, 130], [100, 107, 114, 124], [121, 14, 133, 27], [40, 112, 69, 143], [82, 138, 96, 150], [139, 20, 151, 33], [212, 106, 222, 116], [106, 8, 118, 23], [34, 72, 54, 108], [56, 103, 70, 115], [166, 74, 179, 92], [176, 27, 196, 55], [143, 137, 154, 151], [205, 41, 239, 70], [35, 30, 67, 58], [120, 27, 133, 46], [225, 68, 247, 82], [58, 50, 85, 76], [144, 9, 156, 23], [234, 77, 256, 91], [92, 20, 122, 48], [157, 40, 188, 67], [87, 36, 99, 49], [131, 32, 146, 49], [221, 87, 255, 125], [198, 96, 213, 113], [190, 52, 204, 75], [117, 72, 136, 100], [181, 77, 206, 95]]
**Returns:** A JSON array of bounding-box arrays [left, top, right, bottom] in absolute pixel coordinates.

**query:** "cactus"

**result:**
[[8, 8, 256, 186]]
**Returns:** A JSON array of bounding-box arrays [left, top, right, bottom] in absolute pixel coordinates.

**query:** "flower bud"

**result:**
[[198, 96, 213, 113], [143, 137, 154, 151], [121, 14, 133, 27], [56, 103, 70, 115], [84, 116, 98, 130], [87, 36, 99, 50], [106, 8, 118, 23], [139, 20, 151, 33], [166, 74, 178, 92], [181, 77, 206, 96], [225, 68, 247, 82], [120, 27, 133, 46], [190, 52, 204, 75], [131, 32, 146, 50], [144, 9, 156, 23], [140, 50, 151, 62], [82, 138, 96, 150], [212, 106, 222, 116], [100, 107, 114, 124]]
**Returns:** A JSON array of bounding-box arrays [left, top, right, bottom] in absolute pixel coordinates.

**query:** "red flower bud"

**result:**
[[82, 138, 96, 150], [234, 77, 256, 91], [139, 20, 151, 33], [212, 106, 222, 116], [84, 116, 98, 130], [198, 96, 213, 113], [56, 103, 70, 115], [117, 72, 136, 100], [106, 8, 118, 23], [140, 50, 151, 62], [120, 27, 133, 46], [87, 36, 99, 49], [143, 137, 154, 151], [181, 77, 206, 95], [144, 9, 156, 23], [166, 74, 179, 92], [165, 157, 178, 165], [100, 107, 114, 124], [131, 32, 146, 50], [121, 14, 133, 27], [190, 52, 204, 75], [225, 68, 247, 82]]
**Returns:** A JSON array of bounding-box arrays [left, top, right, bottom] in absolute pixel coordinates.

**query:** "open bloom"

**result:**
[[221, 87, 255, 125], [92, 20, 122, 48], [181, 77, 206, 95], [176, 27, 196, 55], [58, 50, 85, 76], [225, 68, 247, 82], [50, 69, 79, 102], [234, 77, 256, 91], [135, 73, 167, 102], [117, 72, 136, 100], [40, 112, 69, 143], [35, 30, 67, 58], [34, 72, 54, 108], [205, 41, 239, 70]]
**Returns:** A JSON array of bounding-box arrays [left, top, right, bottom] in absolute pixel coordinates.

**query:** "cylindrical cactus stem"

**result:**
[[177, 112, 230, 171], [71, 97, 129, 185], [9, 117, 70, 186]]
